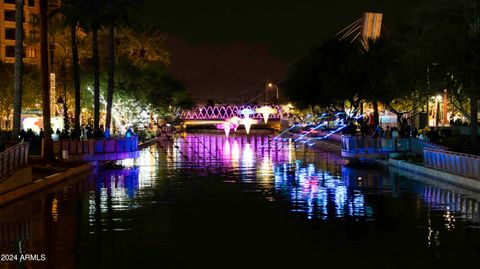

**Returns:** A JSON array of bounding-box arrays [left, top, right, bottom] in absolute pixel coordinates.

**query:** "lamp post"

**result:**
[[267, 82, 279, 102]]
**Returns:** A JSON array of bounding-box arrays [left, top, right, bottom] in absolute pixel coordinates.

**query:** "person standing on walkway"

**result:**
[[385, 126, 392, 139]]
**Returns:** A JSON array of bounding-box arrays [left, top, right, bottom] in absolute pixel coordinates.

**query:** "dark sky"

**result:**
[[138, 0, 427, 101]]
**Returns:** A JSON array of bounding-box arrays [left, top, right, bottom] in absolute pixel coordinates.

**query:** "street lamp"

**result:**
[[267, 82, 279, 101]]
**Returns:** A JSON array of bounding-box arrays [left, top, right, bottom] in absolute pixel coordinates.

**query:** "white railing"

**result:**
[[341, 136, 411, 153], [0, 143, 29, 179], [53, 136, 139, 156], [411, 138, 447, 155], [424, 148, 480, 180], [342, 136, 448, 155]]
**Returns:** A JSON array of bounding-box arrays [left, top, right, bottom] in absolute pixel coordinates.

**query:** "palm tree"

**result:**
[[118, 24, 171, 67], [40, 0, 54, 159], [104, 0, 135, 133], [58, 0, 83, 137], [47, 16, 68, 72], [12, 0, 24, 141], [84, 0, 105, 131]]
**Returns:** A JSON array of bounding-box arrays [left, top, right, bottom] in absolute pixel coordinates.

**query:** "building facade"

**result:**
[[0, 0, 40, 64]]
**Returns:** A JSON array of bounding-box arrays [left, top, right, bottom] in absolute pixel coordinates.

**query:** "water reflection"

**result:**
[[0, 132, 480, 268], [273, 161, 373, 220]]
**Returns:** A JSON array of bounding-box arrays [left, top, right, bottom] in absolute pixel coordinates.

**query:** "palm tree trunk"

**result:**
[[62, 64, 69, 131], [40, 0, 53, 159], [71, 24, 81, 137], [470, 94, 478, 148], [106, 23, 115, 132], [49, 43, 55, 73], [92, 27, 100, 131], [12, 0, 24, 141], [373, 99, 380, 126]]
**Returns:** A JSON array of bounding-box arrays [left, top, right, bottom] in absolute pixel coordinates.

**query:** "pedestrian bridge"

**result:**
[[180, 105, 286, 121], [53, 137, 140, 162]]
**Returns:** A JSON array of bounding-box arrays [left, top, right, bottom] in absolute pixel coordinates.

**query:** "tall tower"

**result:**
[[360, 12, 383, 49], [0, 0, 40, 64], [336, 12, 384, 50]]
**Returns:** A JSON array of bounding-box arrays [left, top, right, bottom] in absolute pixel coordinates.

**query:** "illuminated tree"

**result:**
[[104, 0, 137, 132]]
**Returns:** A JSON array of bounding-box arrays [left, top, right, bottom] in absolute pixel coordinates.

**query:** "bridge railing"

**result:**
[[180, 105, 286, 120], [0, 143, 29, 179], [424, 148, 480, 180], [53, 137, 139, 156]]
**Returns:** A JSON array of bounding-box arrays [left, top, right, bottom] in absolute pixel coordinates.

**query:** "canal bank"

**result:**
[[290, 131, 480, 192], [0, 161, 97, 207], [0, 138, 158, 208], [382, 158, 480, 192]]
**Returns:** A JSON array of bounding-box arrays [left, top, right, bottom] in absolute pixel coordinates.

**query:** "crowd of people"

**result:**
[[17, 125, 137, 142], [343, 118, 424, 140]]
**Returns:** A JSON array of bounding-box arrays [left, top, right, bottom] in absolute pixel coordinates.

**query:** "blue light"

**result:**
[[294, 122, 328, 142]]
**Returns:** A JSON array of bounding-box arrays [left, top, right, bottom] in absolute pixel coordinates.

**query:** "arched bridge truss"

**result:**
[[180, 105, 286, 121]]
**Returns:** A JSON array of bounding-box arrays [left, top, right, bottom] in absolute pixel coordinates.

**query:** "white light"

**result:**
[[256, 106, 277, 124], [242, 117, 254, 134], [240, 108, 255, 118], [223, 122, 231, 137]]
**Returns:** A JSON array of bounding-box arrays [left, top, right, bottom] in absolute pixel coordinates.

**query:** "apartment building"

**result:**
[[0, 0, 40, 64]]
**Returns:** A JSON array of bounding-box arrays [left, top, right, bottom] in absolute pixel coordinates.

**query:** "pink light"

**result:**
[[228, 116, 241, 132]]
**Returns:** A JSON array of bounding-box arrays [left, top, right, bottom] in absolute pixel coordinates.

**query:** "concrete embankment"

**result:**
[[0, 161, 97, 207], [0, 139, 157, 207], [385, 159, 480, 192], [300, 131, 480, 191]]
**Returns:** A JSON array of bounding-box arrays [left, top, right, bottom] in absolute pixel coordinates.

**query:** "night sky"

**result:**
[[138, 0, 428, 102]]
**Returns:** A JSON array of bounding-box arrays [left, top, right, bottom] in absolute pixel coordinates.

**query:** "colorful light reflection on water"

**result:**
[[1, 132, 480, 268]]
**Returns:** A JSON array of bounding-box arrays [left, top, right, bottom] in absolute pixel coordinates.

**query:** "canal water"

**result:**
[[1, 132, 480, 269]]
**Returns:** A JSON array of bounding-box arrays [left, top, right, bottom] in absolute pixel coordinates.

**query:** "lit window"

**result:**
[[25, 47, 36, 58]]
